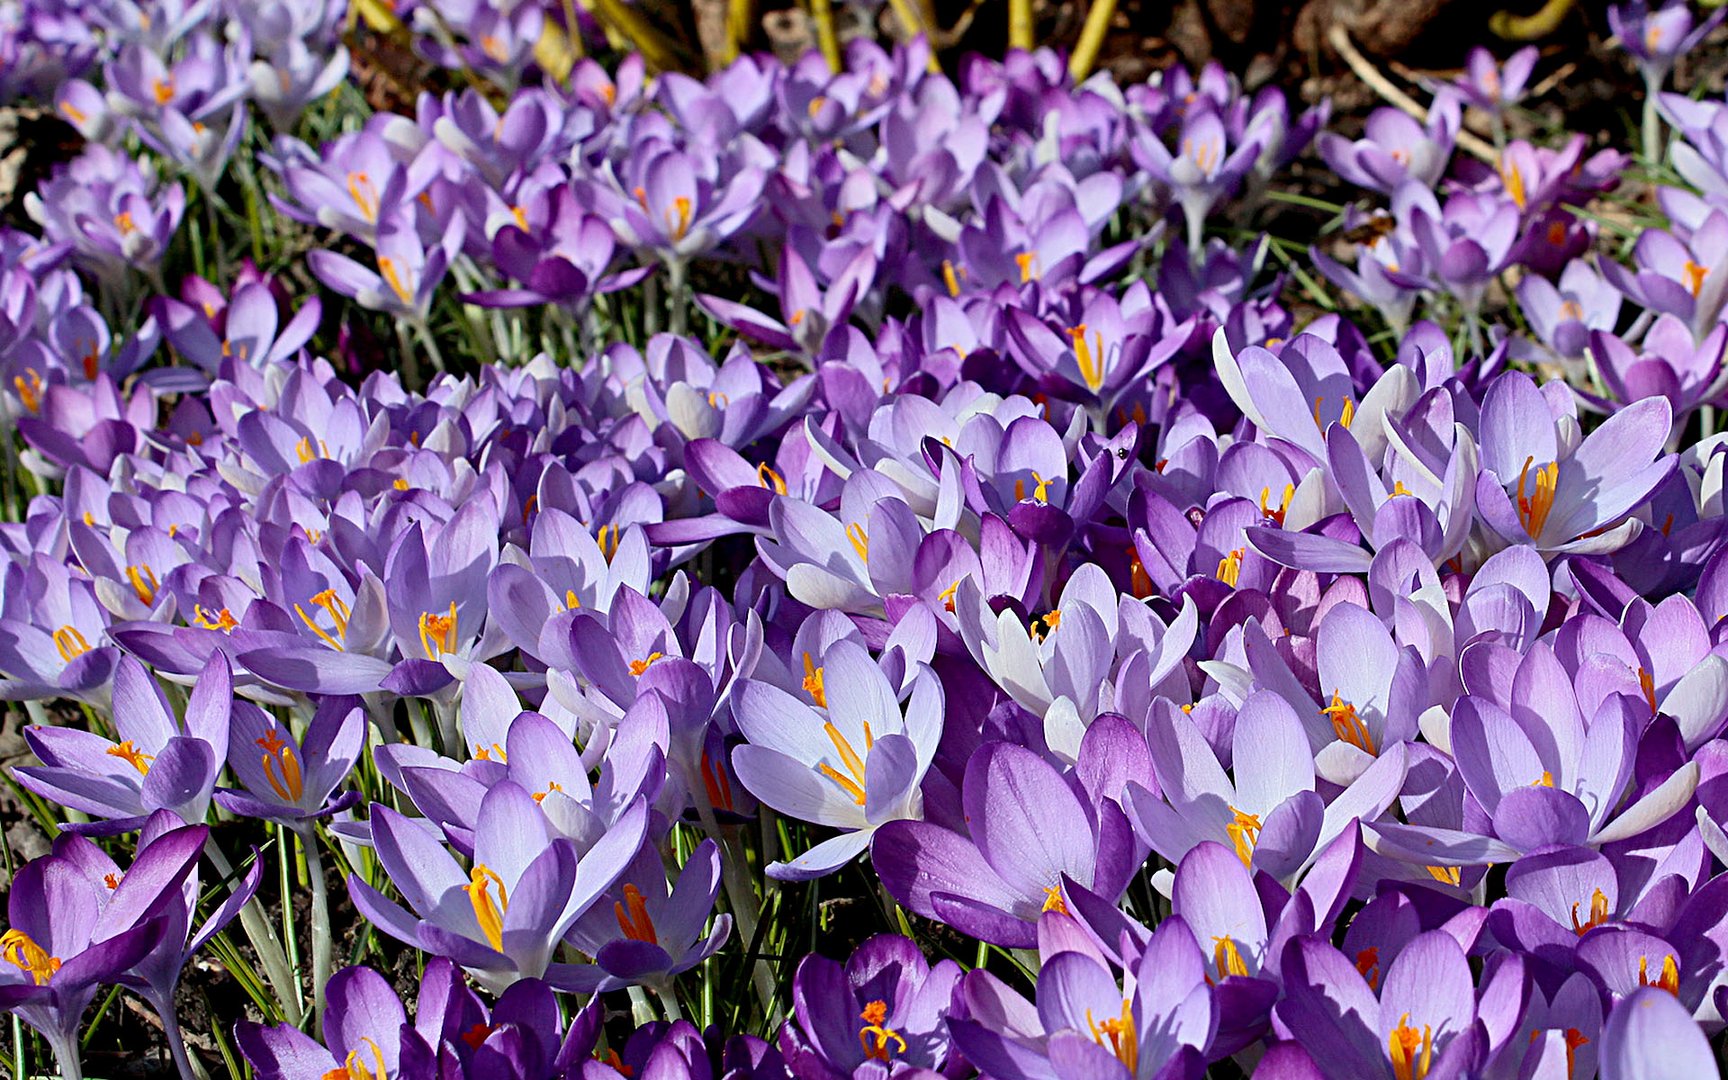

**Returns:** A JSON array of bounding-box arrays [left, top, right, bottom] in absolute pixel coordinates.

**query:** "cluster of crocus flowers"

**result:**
[[1, 0, 1728, 1077]]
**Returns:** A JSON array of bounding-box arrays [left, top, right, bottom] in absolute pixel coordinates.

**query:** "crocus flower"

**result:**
[[560, 840, 730, 993], [872, 735, 1141, 948], [307, 204, 466, 323], [213, 694, 365, 822], [1609, 1, 1726, 87], [731, 640, 943, 879], [1454, 46, 1538, 114], [0, 851, 171, 1080], [1317, 94, 1460, 196], [780, 933, 964, 1079], [16, 653, 232, 833], [349, 782, 648, 993], [237, 963, 436, 1079]]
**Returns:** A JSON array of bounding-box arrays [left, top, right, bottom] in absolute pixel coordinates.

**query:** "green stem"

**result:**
[[296, 823, 334, 1036], [1643, 72, 1665, 166], [666, 259, 690, 338], [206, 846, 304, 1027]]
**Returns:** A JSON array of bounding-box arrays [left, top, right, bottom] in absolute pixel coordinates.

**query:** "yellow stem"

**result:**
[[811, 0, 843, 71], [1008, 0, 1033, 52]]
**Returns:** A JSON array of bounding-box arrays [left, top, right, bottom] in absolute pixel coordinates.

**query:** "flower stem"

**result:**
[[206, 845, 304, 1027], [1643, 72, 1665, 165], [296, 823, 334, 1037], [149, 992, 197, 1080]]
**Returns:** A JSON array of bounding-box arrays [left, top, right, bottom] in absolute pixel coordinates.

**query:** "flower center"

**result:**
[[1321, 690, 1377, 755], [757, 463, 788, 494], [377, 256, 415, 306], [1086, 998, 1137, 1071], [463, 865, 509, 952], [345, 171, 378, 224], [817, 720, 873, 805], [1638, 667, 1658, 716], [151, 76, 174, 105], [1212, 936, 1250, 979], [847, 522, 869, 562], [193, 605, 238, 632], [801, 652, 827, 707], [1570, 887, 1611, 936], [53, 624, 91, 662], [614, 883, 658, 944], [418, 601, 458, 659], [700, 751, 734, 812], [1041, 885, 1069, 914], [1638, 954, 1680, 995], [1217, 548, 1244, 588], [1356, 946, 1380, 990], [1313, 395, 1356, 431], [1516, 456, 1560, 540], [1259, 484, 1294, 525], [322, 1036, 387, 1080], [256, 726, 304, 802], [1389, 1013, 1433, 1080], [295, 588, 351, 652], [629, 651, 664, 677], [0, 930, 60, 986], [126, 563, 158, 607], [1687, 260, 1710, 299], [1502, 162, 1527, 210], [668, 196, 693, 242], [106, 740, 155, 776], [859, 999, 908, 1061], [1225, 807, 1262, 867], [13, 368, 41, 414], [1067, 324, 1106, 392], [1015, 251, 1036, 283]]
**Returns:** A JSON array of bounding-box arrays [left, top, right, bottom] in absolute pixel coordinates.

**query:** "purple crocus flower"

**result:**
[[308, 203, 465, 323], [213, 694, 365, 822], [16, 653, 232, 833], [1454, 46, 1538, 114], [1132, 103, 1262, 251], [560, 840, 730, 993], [1586, 316, 1728, 429], [871, 736, 1141, 948], [464, 189, 650, 314], [1599, 985, 1718, 1078], [0, 850, 173, 1080], [237, 963, 435, 1079], [1273, 930, 1513, 1079], [731, 639, 942, 879], [348, 782, 648, 993], [1317, 94, 1460, 196], [1602, 212, 1728, 341], [1609, 1, 1726, 86], [1474, 371, 1675, 554], [780, 933, 963, 1078]]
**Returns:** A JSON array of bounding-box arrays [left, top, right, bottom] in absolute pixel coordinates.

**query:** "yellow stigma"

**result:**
[[192, 605, 239, 633], [1388, 1013, 1434, 1080], [801, 652, 827, 707], [1426, 865, 1462, 887], [52, 624, 91, 662], [1213, 935, 1250, 979], [106, 740, 154, 776], [1502, 162, 1527, 211], [463, 865, 508, 952], [418, 601, 458, 659], [12, 368, 40, 414], [1225, 807, 1262, 867], [1356, 946, 1381, 990], [942, 259, 962, 297], [668, 196, 693, 242], [1515, 456, 1559, 540], [1638, 954, 1680, 996], [1321, 691, 1377, 755], [324, 1036, 388, 1080], [1259, 483, 1294, 525], [1217, 548, 1244, 589], [1086, 998, 1138, 1071], [1570, 888, 1611, 936], [125, 563, 158, 607], [295, 588, 351, 652], [0, 930, 60, 986], [377, 256, 415, 306], [597, 523, 620, 561], [1685, 260, 1708, 299], [1639, 667, 1658, 716], [816, 720, 873, 805], [859, 1000, 908, 1062], [1067, 324, 1105, 392], [757, 463, 788, 495], [1041, 885, 1069, 914], [1313, 396, 1356, 431], [345, 171, 378, 224], [1015, 251, 1035, 283], [614, 883, 658, 944], [151, 76, 174, 105], [256, 726, 304, 802], [629, 651, 664, 677], [847, 522, 869, 563]]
